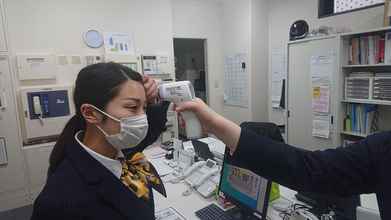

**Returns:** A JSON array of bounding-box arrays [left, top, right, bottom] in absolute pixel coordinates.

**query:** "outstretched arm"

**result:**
[[230, 128, 384, 196], [176, 98, 384, 196]]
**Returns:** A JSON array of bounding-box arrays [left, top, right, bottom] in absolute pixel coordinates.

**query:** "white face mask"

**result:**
[[91, 105, 149, 150]]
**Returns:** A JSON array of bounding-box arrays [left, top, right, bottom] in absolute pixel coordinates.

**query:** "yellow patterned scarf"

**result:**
[[120, 152, 161, 200]]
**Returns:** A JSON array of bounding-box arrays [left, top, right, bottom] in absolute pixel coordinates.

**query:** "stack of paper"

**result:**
[[198, 137, 226, 157], [149, 158, 173, 176], [373, 73, 391, 101], [345, 73, 373, 100]]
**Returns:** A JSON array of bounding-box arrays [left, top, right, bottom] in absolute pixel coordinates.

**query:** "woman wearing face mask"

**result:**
[[31, 62, 169, 220]]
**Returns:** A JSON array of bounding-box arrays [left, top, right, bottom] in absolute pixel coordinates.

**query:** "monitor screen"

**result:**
[[219, 152, 271, 218], [191, 140, 215, 160]]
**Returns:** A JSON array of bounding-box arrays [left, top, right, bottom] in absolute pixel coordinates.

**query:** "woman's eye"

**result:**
[[125, 106, 137, 110]]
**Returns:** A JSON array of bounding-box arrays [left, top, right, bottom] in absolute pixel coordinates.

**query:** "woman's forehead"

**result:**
[[117, 80, 145, 102]]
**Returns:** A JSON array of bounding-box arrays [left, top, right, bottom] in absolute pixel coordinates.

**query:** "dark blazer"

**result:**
[[230, 127, 391, 220], [31, 102, 170, 220]]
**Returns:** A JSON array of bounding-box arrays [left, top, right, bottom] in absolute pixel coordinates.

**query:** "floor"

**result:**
[[0, 205, 33, 220]]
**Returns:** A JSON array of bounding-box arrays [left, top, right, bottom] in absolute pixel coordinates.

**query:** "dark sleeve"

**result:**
[[131, 101, 170, 153], [229, 128, 389, 196], [31, 196, 82, 220]]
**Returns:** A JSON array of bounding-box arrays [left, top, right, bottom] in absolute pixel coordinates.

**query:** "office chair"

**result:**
[[239, 122, 283, 202], [240, 122, 284, 143]]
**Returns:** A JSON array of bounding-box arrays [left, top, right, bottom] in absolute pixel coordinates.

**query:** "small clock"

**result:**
[[83, 29, 103, 48]]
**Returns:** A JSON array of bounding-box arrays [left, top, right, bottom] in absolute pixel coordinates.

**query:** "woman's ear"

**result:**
[[80, 104, 102, 124]]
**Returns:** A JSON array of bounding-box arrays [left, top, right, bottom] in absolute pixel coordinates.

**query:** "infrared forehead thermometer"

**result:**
[[158, 81, 202, 139]]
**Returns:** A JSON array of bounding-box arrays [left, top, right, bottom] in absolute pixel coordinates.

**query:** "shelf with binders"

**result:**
[[339, 28, 391, 146], [340, 102, 391, 144], [340, 27, 391, 68], [342, 64, 391, 69], [342, 32, 391, 66], [340, 130, 368, 138], [343, 72, 391, 106], [340, 71, 391, 143], [342, 99, 391, 106], [342, 103, 378, 136]]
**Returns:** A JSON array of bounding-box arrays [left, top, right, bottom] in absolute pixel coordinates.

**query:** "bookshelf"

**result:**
[[340, 131, 368, 138], [342, 64, 391, 68], [340, 26, 391, 37], [339, 27, 391, 143], [342, 99, 391, 105]]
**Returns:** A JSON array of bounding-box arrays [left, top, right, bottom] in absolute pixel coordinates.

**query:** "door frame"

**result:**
[[173, 37, 209, 104]]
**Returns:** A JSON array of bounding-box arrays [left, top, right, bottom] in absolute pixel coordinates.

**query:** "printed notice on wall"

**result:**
[[104, 32, 135, 55], [0, 137, 7, 165], [310, 53, 334, 139], [312, 83, 330, 113], [312, 114, 330, 139], [310, 54, 334, 79], [224, 53, 248, 107]]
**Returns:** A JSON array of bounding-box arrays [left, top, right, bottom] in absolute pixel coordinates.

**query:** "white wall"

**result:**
[[268, 0, 384, 124], [221, 0, 252, 124], [172, 0, 269, 124], [2, 0, 175, 210], [172, 0, 224, 114], [5, 0, 175, 85], [250, 0, 269, 122], [220, 0, 269, 123], [6, 0, 174, 54]]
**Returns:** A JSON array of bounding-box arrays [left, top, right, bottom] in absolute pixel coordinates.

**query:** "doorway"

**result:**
[[173, 38, 208, 103]]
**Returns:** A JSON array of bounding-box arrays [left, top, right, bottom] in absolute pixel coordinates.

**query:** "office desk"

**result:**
[[153, 180, 296, 220], [145, 144, 297, 220], [154, 181, 217, 219], [147, 145, 380, 220]]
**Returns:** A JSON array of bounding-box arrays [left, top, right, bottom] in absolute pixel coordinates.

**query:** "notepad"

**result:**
[[149, 158, 173, 177]]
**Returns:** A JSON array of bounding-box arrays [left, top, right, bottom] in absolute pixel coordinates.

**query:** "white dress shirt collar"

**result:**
[[75, 131, 123, 179]]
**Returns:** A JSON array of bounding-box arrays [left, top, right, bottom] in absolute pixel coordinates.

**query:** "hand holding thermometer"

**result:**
[[158, 81, 203, 139]]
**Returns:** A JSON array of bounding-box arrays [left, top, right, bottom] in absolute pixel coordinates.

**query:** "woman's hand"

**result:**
[[143, 76, 158, 104], [175, 98, 241, 153], [174, 98, 218, 133]]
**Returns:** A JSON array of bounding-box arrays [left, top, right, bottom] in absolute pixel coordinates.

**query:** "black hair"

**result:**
[[48, 62, 143, 175]]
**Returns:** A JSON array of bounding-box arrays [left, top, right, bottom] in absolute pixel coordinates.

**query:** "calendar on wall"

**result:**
[[334, 0, 383, 13], [224, 53, 248, 107]]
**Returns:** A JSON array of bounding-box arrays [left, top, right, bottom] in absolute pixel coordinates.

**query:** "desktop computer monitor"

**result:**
[[191, 139, 215, 160], [218, 149, 272, 220]]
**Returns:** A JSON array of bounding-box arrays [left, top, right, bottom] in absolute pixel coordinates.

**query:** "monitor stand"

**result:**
[[226, 206, 261, 220]]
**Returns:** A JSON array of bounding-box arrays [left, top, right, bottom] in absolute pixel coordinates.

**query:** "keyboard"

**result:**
[[195, 203, 234, 220]]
